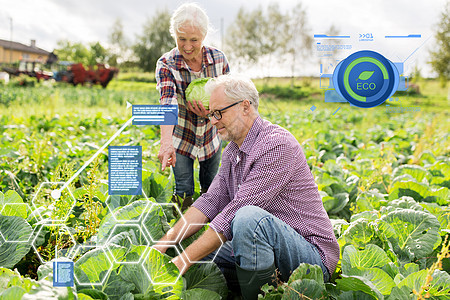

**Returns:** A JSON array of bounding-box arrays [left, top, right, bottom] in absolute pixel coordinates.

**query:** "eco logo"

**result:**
[[332, 50, 399, 108]]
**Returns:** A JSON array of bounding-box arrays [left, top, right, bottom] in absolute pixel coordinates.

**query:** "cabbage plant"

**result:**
[[185, 77, 211, 109]]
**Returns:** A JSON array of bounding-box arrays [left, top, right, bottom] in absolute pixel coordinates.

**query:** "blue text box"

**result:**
[[53, 261, 74, 287], [108, 146, 142, 195], [132, 105, 178, 125]]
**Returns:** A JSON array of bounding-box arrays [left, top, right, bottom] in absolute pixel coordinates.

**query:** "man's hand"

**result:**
[[158, 142, 176, 171], [187, 100, 209, 118], [171, 255, 190, 275], [170, 228, 226, 275], [151, 246, 189, 275], [151, 243, 171, 254]]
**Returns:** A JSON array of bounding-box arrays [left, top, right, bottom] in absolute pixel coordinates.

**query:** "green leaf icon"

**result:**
[[357, 71, 374, 81]]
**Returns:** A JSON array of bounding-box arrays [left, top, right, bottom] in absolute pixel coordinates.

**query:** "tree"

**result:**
[[54, 40, 109, 66], [225, 3, 313, 79], [133, 10, 174, 72], [429, 1, 450, 86], [88, 42, 108, 65], [54, 40, 91, 65], [261, 3, 286, 78], [108, 18, 129, 66], [281, 2, 313, 86], [225, 6, 266, 70]]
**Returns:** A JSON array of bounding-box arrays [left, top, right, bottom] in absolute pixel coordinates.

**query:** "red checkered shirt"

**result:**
[[156, 46, 230, 161], [192, 116, 340, 274]]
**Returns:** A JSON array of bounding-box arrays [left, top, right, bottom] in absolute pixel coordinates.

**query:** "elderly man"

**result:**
[[154, 75, 339, 299]]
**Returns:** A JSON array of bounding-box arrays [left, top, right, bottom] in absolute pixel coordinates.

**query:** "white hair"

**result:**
[[205, 74, 259, 110], [170, 3, 210, 39]]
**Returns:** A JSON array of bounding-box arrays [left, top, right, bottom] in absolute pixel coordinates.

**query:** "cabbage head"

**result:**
[[185, 77, 211, 109]]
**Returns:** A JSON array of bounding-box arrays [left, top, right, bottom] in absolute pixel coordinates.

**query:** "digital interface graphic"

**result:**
[[314, 32, 429, 111], [0, 103, 206, 288], [332, 50, 399, 108]]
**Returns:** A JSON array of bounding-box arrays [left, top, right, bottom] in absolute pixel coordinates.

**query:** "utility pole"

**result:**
[[9, 17, 13, 64], [220, 17, 224, 50]]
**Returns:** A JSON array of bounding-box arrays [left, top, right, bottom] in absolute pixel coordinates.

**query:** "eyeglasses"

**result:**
[[206, 100, 251, 120]]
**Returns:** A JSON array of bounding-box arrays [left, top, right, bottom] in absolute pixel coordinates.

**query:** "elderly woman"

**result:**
[[156, 3, 230, 211]]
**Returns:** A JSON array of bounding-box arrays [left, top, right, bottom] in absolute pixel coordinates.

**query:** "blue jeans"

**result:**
[[205, 206, 329, 286], [172, 148, 221, 197]]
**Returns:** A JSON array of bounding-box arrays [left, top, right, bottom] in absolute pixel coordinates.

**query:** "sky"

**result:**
[[0, 0, 447, 77]]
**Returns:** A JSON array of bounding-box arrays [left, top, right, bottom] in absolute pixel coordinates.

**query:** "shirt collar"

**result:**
[[238, 116, 263, 155], [204, 47, 214, 65], [173, 46, 213, 71]]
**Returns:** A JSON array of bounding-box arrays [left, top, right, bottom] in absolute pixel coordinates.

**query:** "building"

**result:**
[[0, 39, 50, 64]]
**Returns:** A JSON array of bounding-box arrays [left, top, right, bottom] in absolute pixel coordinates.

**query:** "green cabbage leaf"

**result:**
[[185, 77, 211, 109]]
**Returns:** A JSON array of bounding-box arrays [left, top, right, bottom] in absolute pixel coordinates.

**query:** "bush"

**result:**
[[8, 74, 38, 87], [117, 72, 155, 83], [260, 85, 311, 99], [394, 83, 422, 97]]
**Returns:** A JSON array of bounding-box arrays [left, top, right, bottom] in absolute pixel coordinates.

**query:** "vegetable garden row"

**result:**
[[0, 83, 449, 299]]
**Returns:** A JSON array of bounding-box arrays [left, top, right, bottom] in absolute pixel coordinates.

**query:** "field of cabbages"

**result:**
[[0, 77, 449, 299]]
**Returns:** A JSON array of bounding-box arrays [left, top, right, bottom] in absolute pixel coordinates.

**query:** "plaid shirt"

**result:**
[[192, 116, 340, 275], [155, 46, 230, 161]]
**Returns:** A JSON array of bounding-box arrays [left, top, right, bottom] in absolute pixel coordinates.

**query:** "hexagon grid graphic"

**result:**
[[32, 224, 78, 264], [31, 182, 77, 223], [105, 188, 152, 222], [71, 244, 114, 286], [179, 223, 224, 264], [105, 223, 150, 264], [142, 202, 187, 244], [142, 246, 185, 285]]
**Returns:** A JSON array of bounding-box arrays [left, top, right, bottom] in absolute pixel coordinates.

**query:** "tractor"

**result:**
[[2, 52, 119, 88], [2, 59, 53, 81]]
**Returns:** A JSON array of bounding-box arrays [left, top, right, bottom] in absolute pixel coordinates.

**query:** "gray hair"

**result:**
[[170, 3, 210, 39], [205, 74, 259, 110]]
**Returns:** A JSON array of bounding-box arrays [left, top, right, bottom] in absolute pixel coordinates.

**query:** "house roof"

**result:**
[[0, 39, 50, 56]]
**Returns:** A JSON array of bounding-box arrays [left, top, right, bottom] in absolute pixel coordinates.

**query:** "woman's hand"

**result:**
[[158, 142, 176, 171], [187, 100, 209, 118]]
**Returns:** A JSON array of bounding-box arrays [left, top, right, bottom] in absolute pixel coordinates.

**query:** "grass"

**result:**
[[0, 76, 448, 125], [0, 83, 160, 120], [0, 75, 449, 300], [1, 77, 448, 150], [116, 71, 156, 83]]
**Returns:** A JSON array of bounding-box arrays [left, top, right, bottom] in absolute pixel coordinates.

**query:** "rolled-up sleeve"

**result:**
[[223, 55, 230, 74], [210, 141, 297, 240], [192, 153, 231, 221], [155, 60, 178, 105]]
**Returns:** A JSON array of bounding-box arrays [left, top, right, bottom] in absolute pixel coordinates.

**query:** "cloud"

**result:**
[[0, 0, 446, 76]]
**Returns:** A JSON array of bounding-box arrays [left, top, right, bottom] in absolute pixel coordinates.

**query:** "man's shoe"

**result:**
[[181, 195, 193, 211], [235, 262, 277, 300], [171, 194, 193, 214]]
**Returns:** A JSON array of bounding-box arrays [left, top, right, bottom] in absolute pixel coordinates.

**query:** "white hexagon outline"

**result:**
[[0, 203, 34, 243], [31, 223, 78, 264], [71, 244, 114, 286], [178, 223, 225, 264], [142, 246, 186, 285], [141, 202, 187, 244], [105, 188, 152, 222], [105, 223, 151, 265], [31, 181, 76, 223]]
